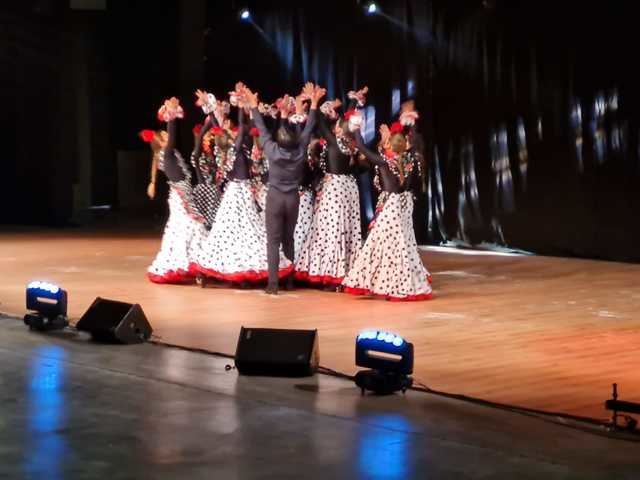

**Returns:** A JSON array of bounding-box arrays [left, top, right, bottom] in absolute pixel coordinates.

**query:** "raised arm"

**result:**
[[192, 114, 214, 160], [163, 119, 186, 182], [354, 130, 386, 167], [234, 107, 247, 151], [298, 82, 325, 147]]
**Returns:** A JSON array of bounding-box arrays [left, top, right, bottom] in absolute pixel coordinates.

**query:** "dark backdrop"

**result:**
[[3, 0, 639, 262]]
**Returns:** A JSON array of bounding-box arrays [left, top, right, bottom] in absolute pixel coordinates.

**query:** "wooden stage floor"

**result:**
[[1, 228, 639, 419]]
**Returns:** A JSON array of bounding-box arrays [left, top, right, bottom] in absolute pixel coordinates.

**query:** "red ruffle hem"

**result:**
[[147, 269, 194, 284], [191, 263, 294, 284], [342, 286, 433, 302], [294, 271, 344, 286]]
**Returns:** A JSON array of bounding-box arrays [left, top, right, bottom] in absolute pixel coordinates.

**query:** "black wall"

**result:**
[[2, 0, 639, 262]]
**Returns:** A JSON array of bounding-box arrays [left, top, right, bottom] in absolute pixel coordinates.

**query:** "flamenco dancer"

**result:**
[[342, 111, 432, 301], [242, 82, 325, 294], [143, 97, 208, 284], [193, 86, 292, 285], [295, 86, 369, 290], [189, 96, 225, 229]]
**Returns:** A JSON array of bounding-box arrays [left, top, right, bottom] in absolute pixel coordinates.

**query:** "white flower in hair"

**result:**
[[268, 104, 279, 118], [347, 110, 364, 132], [200, 93, 217, 115], [289, 113, 307, 124], [320, 101, 338, 120], [399, 110, 419, 127]]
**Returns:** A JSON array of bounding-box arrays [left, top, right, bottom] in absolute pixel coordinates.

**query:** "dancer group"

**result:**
[[140, 81, 432, 301]]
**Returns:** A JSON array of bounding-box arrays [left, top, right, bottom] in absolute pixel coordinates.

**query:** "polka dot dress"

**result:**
[[193, 183, 221, 230], [148, 184, 208, 284], [193, 179, 292, 283], [294, 188, 315, 263], [342, 192, 432, 301], [295, 174, 361, 286]]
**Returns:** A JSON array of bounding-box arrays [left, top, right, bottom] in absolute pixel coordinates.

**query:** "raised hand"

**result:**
[[295, 94, 309, 115], [310, 85, 326, 108], [157, 97, 184, 122], [348, 86, 368, 106], [195, 89, 217, 114], [243, 87, 259, 109], [379, 124, 391, 147], [332, 98, 343, 110], [302, 82, 315, 100]]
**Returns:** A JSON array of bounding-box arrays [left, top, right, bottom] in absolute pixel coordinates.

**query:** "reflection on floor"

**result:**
[[0, 316, 638, 479]]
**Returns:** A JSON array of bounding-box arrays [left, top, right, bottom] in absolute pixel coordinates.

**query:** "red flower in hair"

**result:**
[[344, 109, 356, 121], [250, 127, 260, 137], [390, 122, 404, 135], [192, 124, 203, 136], [139, 129, 155, 143]]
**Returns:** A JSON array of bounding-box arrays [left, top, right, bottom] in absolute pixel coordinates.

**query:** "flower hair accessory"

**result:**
[[229, 91, 239, 107], [320, 101, 338, 120], [347, 110, 364, 132], [139, 129, 155, 143], [196, 92, 217, 115], [268, 104, 279, 119], [289, 113, 307, 124], [250, 127, 260, 137], [157, 97, 184, 122], [390, 122, 404, 135], [399, 110, 419, 127]]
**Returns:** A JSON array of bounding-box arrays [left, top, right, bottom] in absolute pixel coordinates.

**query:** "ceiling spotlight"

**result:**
[[364, 2, 379, 15], [239, 8, 251, 21]]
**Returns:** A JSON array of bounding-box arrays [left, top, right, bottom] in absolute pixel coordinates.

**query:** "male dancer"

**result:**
[[241, 83, 325, 294]]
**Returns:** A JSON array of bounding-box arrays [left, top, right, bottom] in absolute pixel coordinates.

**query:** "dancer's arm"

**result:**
[[354, 130, 386, 167], [234, 107, 247, 151], [163, 119, 186, 182], [298, 83, 324, 148], [147, 154, 158, 199]]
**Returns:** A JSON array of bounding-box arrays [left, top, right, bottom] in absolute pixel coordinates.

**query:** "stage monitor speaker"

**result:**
[[76, 297, 152, 344], [234, 327, 319, 377]]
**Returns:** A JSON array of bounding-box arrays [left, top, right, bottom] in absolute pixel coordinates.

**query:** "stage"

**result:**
[[1, 227, 639, 419]]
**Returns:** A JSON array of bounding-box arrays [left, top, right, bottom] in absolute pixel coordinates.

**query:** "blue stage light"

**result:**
[[355, 329, 414, 394], [239, 8, 251, 21], [24, 281, 69, 331], [355, 329, 413, 374]]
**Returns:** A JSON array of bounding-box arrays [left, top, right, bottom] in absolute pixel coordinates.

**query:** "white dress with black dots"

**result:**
[[193, 179, 292, 283], [342, 191, 432, 301], [294, 188, 315, 263], [193, 183, 222, 229], [148, 182, 208, 284], [295, 174, 361, 285]]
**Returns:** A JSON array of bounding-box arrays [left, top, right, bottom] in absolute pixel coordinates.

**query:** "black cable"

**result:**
[[120, 335, 640, 442]]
